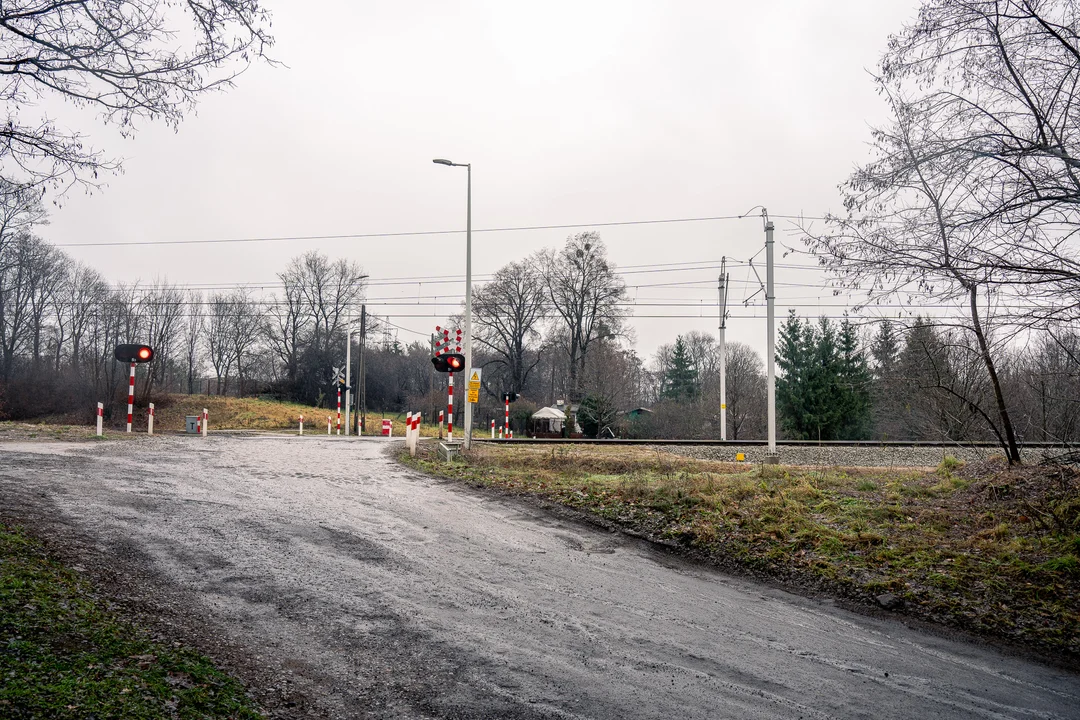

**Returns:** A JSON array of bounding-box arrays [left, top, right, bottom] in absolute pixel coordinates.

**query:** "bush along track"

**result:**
[[400, 444, 1080, 662], [0, 522, 264, 719]]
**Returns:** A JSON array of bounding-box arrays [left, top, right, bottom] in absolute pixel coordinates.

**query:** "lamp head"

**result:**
[[433, 158, 454, 166]]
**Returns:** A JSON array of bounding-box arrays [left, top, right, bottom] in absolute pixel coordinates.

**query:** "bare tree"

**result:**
[[543, 232, 627, 402], [473, 256, 546, 396], [874, 0, 1080, 318], [183, 290, 204, 394], [0, 1, 274, 192], [724, 342, 767, 440], [207, 292, 235, 395], [229, 290, 262, 396], [806, 86, 1023, 461], [139, 281, 185, 395]]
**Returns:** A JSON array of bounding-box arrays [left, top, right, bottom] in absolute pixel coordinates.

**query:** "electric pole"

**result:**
[[718, 258, 728, 441], [765, 220, 778, 461], [358, 305, 367, 435]]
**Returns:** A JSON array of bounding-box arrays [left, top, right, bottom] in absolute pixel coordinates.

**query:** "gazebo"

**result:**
[[530, 406, 567, 436]]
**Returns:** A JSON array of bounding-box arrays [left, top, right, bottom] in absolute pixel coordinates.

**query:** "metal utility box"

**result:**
[[185, 416, 199, 434]]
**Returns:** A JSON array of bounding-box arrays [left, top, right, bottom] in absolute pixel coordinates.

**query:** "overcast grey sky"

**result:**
[[45, 0, 922, 359]]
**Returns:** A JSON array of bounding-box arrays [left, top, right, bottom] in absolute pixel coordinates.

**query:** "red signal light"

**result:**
[[114, 343, 155, 363], [446, 355, 463, 370]]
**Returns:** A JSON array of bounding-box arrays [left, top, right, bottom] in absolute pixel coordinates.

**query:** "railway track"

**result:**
[[473, 437, 1076, 448]]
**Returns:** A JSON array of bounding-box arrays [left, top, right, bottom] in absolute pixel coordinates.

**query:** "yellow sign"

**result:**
[[467, 387, 479, 403], [736, 452, 745, 462], [467, 368, 481, 392]]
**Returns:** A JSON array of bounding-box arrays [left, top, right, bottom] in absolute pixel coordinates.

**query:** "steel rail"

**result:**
[[474, 438, 1077, 448]]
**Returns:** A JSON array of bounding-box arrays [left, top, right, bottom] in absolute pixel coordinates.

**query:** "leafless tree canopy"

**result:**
[[472, 255, 546, 397], [0, 0, 274, 191], [543, 232, 627, 401]]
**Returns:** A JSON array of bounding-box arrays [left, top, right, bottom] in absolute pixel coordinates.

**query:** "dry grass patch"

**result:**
[[403, 444, 1079, 659]]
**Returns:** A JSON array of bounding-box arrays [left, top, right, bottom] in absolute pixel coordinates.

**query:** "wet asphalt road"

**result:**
[[1, 436, 1077, 719]]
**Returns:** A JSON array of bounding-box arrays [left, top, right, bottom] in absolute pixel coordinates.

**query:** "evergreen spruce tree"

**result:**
[[870, 320, 902, 438], [777, 312, 873, 440], [662, 336, 699, 402], [838, 316, 873, 439]]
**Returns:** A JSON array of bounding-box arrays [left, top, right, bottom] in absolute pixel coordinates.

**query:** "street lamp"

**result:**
[[433, 158, 474, 449]]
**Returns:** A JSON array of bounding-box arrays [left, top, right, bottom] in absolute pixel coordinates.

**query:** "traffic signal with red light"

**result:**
[[432, 353, 465, 373], [114, 344, 155, 363]]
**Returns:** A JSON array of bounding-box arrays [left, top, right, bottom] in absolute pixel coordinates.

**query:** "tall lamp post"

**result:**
[[433, 158, 474, 449]]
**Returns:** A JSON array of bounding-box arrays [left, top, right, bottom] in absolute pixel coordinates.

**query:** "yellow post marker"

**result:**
[[736, 452, 745, 462]]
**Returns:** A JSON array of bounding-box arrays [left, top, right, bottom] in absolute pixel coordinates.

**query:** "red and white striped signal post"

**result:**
[[112, 344, 154, 434], [432, 326, 464, 443], [447, 373, 454, 441], [504, 395, 510, 438], [336, 384, 342, 435], [96, 402, 103, 436], [126, 361, 136, 432]]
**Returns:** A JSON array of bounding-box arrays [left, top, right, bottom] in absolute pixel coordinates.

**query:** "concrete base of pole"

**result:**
[[764, 454, 780, 465]]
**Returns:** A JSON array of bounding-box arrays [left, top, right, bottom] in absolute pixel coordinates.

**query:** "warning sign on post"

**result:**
[[467, 368, 481, 403]]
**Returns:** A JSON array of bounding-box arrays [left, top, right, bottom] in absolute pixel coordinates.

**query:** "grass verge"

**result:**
[[401, 443, 1080, 659], [0, 522, 263, 719]]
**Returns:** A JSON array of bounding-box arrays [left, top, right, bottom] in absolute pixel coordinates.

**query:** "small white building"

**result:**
[[530, 406, 567, 435]]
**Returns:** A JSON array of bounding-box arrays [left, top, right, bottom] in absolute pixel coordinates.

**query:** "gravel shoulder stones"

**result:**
[[656, 443, 1061, 467]]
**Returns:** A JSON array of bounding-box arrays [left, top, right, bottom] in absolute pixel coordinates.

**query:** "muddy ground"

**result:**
[[0, 435, 1077, 719]]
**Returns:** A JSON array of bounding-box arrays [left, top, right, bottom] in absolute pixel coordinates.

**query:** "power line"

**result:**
[[53, 213, 825, 248]]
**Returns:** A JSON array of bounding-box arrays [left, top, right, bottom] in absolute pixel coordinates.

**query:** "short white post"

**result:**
[[96, 402, 103, 436], [147, 403, 154, 435], [490, 419, 495, 438], [327, 415, 332, 435], [299, 414, 304, 435], [202, 408, 208, 437], [406, 412, 413, 448], [439, 410, 445, 440]]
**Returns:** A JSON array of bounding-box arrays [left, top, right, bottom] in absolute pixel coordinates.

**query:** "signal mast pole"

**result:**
[[718, 258, 728, 441], [765, 218, 778, 461]]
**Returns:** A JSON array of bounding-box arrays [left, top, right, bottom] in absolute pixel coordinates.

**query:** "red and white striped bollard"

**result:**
[[148, 403, 154, 435], [96, 402, 103, 436], [299, 414, 304, 435]]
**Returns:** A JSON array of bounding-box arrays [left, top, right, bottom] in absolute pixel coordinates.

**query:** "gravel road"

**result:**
[[1, 436, 1076, 719]]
